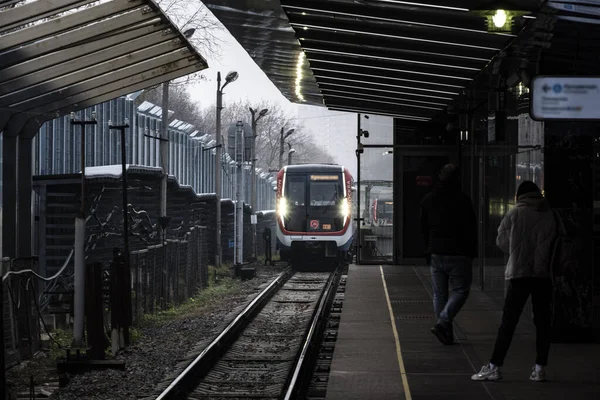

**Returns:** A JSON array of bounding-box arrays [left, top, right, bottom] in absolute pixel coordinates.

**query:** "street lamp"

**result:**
[[249, 106, 268, 261], [108, 118, 132, 346], [288, 145, 296, 166], [215, 70, 238, 267], [279, 127, 295, 169]]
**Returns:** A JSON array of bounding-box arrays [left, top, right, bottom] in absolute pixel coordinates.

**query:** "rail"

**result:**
[[284, 269, 339, 400], [155, 267, 293, 400]]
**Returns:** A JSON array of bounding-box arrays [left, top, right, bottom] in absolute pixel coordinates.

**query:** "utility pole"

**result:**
[[215, 71, 239, 267], [234, 121, 244, 266], [279, 127, 295, 170], [70, 111, 97, 348], [160, 82, 169, 240], [249, 107, 268, 261], [108, 119, 131, 346]]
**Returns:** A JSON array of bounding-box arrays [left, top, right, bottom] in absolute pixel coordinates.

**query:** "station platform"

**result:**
[[326, 265, 600, 400]]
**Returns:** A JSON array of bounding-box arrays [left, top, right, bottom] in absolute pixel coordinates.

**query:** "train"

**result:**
[[275, 164, 354, 269], [371, 197, 393, 227]]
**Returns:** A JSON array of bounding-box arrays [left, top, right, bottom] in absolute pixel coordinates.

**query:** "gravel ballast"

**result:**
[[42, 266, 286, 400]]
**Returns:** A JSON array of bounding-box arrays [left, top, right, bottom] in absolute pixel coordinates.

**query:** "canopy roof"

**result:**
[[203, 0, 547, 123], [0, 0, 209, 135]]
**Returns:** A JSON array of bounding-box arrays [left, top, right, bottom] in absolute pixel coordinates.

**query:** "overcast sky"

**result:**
[[182, 3, 395, 178], [187, 13, 300, 114]]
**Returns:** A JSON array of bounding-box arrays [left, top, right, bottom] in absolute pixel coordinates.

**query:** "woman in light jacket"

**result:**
[[472, 181, 556, 382]]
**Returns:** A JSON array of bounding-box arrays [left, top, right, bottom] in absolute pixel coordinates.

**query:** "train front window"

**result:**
[[286, 176, 305, 206], [309, 182, 340, 206]]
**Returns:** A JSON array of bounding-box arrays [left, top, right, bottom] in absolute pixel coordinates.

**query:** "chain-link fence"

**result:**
[[129, 225, 209, 325]]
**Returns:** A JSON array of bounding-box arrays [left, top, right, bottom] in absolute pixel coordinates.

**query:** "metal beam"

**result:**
[[303, 47, 478, 78], [326, 97, 435, 119], [312, 69, 465, 93], [0, 7, 162, 69], [302, 42, 484, 72], [280, 0, 492, 32], [2, 40, 187, 105], [0, 0, 97, 33], [1, 0, 150, 51], [8, 50, 194, 111], [316, 81, 454, 102], [289, 16, 505, 53], [0, 22, 167, 85], [308, 58, 471, 86], [297, 30, 494, 62]]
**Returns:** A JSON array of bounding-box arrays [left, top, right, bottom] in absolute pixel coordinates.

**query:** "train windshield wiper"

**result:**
[[320, 192, 338, 215]]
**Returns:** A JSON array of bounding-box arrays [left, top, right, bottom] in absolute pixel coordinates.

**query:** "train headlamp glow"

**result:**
[[340, 200, 350, 220], [277, 197, 288, 218]]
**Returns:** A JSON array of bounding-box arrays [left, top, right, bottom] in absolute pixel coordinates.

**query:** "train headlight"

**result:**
[[278, 197, 288, 218], [341, 200, 350, 220]]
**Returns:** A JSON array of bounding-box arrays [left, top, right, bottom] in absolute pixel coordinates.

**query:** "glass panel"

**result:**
[[283, 174, 306, 232], [307, 174, 345, 232], [401, 155, 450, 259], [359, 114, 394, 145], [358, 147, 393, 263]]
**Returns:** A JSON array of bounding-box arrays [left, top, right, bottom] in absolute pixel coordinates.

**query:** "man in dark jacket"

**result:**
[[420, 163, 477, 344]]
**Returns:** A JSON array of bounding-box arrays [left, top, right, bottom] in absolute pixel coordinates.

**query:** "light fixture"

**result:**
[[295, 52, 306, 101], [470, 2, 531, 34], [492, 9, 507, 28]]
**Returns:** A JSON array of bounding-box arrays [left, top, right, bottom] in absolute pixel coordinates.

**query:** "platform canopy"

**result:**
[[0, 0, 209, 136], [202, 0, 549, 122]]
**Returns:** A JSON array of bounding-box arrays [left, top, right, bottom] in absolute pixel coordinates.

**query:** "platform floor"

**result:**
[[326, 265, 600, 400]]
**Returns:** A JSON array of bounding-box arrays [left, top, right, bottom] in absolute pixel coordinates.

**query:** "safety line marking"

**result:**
[[380, 265, 413, 400]]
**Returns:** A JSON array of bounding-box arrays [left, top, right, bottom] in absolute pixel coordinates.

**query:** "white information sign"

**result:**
[[531, 76, 600, 120]]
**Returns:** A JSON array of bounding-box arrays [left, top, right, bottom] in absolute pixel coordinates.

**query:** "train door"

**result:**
[[284, 173, 307, 232]]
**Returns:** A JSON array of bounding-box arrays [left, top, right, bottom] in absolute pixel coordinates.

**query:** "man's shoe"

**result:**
[[529, 366, 547, 382], [471, 364, 502, 381], [430, 324, 452, 345]]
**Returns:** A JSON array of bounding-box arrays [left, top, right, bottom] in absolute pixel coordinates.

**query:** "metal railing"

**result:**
[[129, 225, 209, 324]]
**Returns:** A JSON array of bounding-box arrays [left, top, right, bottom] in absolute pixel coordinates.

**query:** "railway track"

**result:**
[[155, 267, 341, 400]]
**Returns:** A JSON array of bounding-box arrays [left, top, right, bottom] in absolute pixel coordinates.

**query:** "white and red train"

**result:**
[[275, 164, 354, 269]]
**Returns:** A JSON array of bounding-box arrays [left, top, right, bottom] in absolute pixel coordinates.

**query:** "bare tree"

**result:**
[[136, 85, 203, 127], [156, 0, 224, 86], [195, 99, 336, 171]]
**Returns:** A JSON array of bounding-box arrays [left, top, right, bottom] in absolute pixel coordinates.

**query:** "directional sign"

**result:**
[[531, 76, 600, 120]]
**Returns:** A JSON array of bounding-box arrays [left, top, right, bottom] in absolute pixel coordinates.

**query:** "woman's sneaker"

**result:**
[[530, 366, 547, 382], [471, 364, 502, 381]]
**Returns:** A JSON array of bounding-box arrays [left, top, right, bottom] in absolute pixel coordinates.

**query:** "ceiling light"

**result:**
[[470, 3, 531, 34], [492, 10, 507, 28]]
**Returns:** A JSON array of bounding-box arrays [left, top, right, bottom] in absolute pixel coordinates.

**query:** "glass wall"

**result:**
[[357, 114, 395, 264], [358, 146, 394, 263]]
